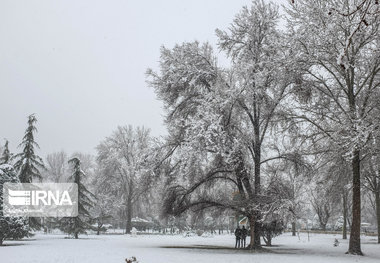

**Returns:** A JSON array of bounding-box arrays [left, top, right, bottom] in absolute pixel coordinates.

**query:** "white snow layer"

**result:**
[[0, 232, 379, 263]]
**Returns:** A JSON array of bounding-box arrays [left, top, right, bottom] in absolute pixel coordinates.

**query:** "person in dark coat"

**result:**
[[234, 226, 242, 248], [241, 226, 248, 248]]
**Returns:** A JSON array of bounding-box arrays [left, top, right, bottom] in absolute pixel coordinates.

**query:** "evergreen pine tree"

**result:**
[[0, 164, 29, 246], [0, 140, 12, 165], [13, 114, 45, 183], [60, 157, 94, 239]]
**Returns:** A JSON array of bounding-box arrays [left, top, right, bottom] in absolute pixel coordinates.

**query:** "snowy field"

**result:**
[[0, 232, 379, 263]]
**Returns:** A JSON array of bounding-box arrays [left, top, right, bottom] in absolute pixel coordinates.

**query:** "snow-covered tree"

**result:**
[[60, 157, 94, 239], [148, 40, 239, 233], [96, 125, 155, 234], [325, 154, 352, 239], [148, 0, 296, 249], [215, 0, 291, 247], [12, 114, 46, 230], [260, 219, 284, 246], [263, 147, 311, 237], [45, 151, 68, 183], [13, 114, 45, 183], [285, 0, 380, 254], [70, 152, 95, 180], [310, 181, 340, 231], [0, 164, 29, 246], [90, 189, 114, 235], [0, 140, 12, 165]]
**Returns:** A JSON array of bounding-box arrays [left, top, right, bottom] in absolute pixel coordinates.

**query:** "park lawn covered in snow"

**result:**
[[0, 232, 379, 263]]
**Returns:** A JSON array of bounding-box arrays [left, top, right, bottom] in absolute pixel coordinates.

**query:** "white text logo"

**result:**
[[3, 183, 78, 217]]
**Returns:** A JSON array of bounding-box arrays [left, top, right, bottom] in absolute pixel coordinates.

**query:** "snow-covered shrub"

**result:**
[[0, 164, 29, 246], [196, 229, 204, 236], [260, 220, 284, 246]]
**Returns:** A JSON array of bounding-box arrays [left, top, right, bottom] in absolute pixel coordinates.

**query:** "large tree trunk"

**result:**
[[74, 217, 79, 239], [247, 213, 262, 249], [253, 138, 261, 248], [342, 192, 348, 240], [125, 181, 133, 234], [248, 215, 256, 249], [347, 150, 363, 255], [292, 222, 296, 236], [375, 183, 380, 244], [254, 220, 261, 247], [125, 197, 132, 234], [97, 221, 102, 235], [74, 218, 79, 239], [235, 151, 261, 249]]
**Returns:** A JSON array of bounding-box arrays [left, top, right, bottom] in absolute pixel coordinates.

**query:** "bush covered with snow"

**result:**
[[0, 164, 29, 246]]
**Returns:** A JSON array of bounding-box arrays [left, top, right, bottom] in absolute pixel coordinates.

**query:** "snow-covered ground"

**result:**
[[0, 232, 379, 263]]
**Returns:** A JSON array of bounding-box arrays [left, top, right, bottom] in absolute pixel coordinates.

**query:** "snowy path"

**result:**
[[0, 232, 379, 263]]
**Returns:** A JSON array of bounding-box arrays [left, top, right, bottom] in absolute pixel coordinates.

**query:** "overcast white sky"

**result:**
[[0, 0, 288, 157]]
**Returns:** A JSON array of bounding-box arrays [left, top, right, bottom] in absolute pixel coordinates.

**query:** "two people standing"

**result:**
[[234, 225, 248, 248]]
